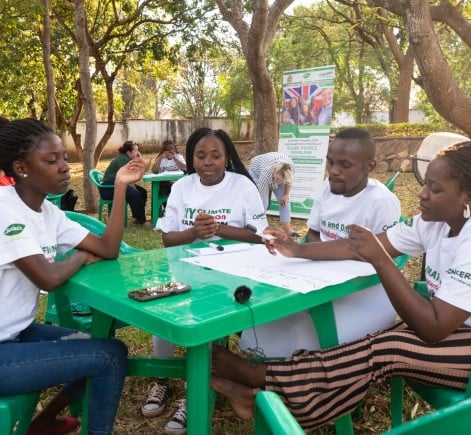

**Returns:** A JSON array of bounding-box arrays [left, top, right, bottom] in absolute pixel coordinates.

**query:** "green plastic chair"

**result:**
[[254, 391, 305, 435], [385, 171, 400, 192], [384, 396, 471, 435], [88, 169, 128, 227], [0, 391, 40, 435], [44, 211, 140, 331], [46, 192, 65, 208]]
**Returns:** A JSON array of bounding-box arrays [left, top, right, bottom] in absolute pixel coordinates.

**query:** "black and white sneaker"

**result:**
[[165, 399, 187, 434], [141, 382, 172, 418]]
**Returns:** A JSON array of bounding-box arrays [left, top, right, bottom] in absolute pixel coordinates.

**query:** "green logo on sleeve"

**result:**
[[4, 223, 26, 236]]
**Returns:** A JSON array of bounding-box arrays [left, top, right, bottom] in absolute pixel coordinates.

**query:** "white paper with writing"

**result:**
[[182, 244, 375, 293]]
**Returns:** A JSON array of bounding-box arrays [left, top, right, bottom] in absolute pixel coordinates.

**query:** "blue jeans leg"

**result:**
[[272, 184, 291, 223], [0, 322, 128, 435]]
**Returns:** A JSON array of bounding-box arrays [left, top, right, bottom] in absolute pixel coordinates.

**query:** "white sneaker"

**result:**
[[141, 382, 172, 418], [165, 399, 187, 434]]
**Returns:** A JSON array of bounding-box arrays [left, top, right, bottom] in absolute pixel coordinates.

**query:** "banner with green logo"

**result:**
[[269, 65, 335, 219]]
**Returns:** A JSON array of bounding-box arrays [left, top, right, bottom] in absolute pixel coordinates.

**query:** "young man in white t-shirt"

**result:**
[[239, 127, 401, 357]]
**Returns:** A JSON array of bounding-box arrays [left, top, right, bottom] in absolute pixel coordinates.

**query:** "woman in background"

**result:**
[[100, 140, 149, 226], [151, 139, 187, 197], [249, 151, 298, 237]]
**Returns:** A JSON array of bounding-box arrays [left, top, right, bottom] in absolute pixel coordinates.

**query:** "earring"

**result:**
[[464, 204, 470, 219], [22, 173, 27, 178]]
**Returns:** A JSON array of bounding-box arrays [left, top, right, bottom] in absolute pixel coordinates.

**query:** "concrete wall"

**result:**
[[62, 118, 253, 159], [62, 119, 441, 172]]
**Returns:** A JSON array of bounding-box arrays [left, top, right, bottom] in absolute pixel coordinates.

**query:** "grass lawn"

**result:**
[[35, 158, 432, 434]]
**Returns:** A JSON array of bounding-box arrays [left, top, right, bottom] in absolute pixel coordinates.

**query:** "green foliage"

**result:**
[[166, 46, 225, 119], [272, 3, 391, 123], [218, 51, 253, 139], [333, 122, 463, 137]]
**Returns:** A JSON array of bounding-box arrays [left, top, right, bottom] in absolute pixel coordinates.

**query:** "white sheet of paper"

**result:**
[[182, 244, 376, 294]]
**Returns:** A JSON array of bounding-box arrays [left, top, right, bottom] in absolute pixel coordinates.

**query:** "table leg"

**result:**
[[186, 343, 212, 435], [151, 181, 160, 227], [310, 302, 354, 435]]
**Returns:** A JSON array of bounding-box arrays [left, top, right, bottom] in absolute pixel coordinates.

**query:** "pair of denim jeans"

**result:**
[[0, 322, 128, 434]]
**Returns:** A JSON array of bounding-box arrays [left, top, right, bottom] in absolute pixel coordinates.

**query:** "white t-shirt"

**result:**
[[307, 178, 401, 238], [387, 215, 471, 326], [0, 186, 89, 342], [155, 172, 268, 239], [240, 178, 401, 357], [158, 153, 186, 172]]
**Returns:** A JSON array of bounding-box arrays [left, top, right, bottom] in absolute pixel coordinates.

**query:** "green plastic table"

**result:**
[[142, 171, 185, 226], [54, 243, 407, 434]]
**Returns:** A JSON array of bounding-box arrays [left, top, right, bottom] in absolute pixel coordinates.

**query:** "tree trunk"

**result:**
[[246, 52, 279, 154], [40, 0, 56, 130], [73, 0, 97, 213], [392, 47, 414, 123], [215, 0, 294, 155], [372, 0, 471, 136], [93, 70, 115, 165], [405, 0, 471, 135]]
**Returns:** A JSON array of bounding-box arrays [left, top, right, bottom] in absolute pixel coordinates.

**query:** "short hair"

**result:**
[[272, 162, 293, 184], [185, 128, 253, 181], [437, 141, 471, 193], [0, 118, 53, 177], [119, 140, 138, 154], [335, 127, 375, 160]]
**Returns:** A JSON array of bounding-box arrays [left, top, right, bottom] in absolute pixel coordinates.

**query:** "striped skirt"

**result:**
[[264, 322, 471, 430]]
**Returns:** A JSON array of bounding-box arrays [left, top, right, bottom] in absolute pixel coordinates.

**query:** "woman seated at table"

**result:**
[[0, 118, 148, 434], [141, 127, 268, 433], [211, 140, 471, 432], [100, 140, 150, 226], [151, 139, 187, 198]]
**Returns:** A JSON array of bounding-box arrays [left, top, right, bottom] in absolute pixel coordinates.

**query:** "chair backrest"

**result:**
[[385, 171, 400, 192], [0, 391, 41, 435], [64, 211, 140, 254], [254, 391, 304, 435], [384, 397, 471, 435], [88, 169, 108, 188]]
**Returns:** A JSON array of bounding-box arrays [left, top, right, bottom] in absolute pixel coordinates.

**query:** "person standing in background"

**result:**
[[249, 152, 298, 237]]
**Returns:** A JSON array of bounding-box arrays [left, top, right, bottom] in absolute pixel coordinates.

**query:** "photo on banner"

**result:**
[[269, 65, 336, 219]]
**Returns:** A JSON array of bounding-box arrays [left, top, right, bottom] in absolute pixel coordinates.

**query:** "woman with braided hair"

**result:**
[[212, 141, 471, 431], [0, 118, 148, 434]]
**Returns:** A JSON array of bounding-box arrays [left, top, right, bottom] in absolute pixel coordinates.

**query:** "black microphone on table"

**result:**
[[234, 285, 252, 304]]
